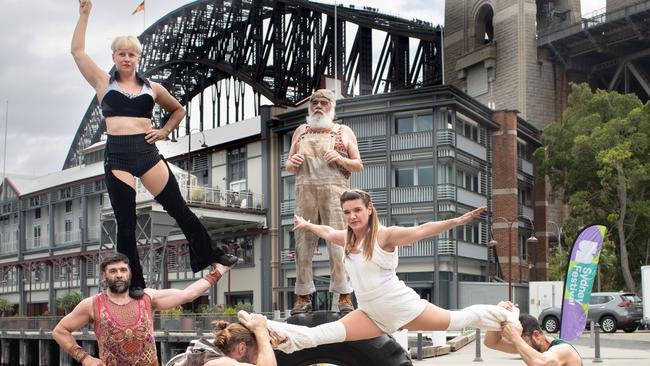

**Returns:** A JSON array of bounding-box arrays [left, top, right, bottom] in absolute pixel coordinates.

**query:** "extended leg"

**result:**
[[141, 159, 237, 272], [402, 303, 520, 332], [104, 167, 145, 297]]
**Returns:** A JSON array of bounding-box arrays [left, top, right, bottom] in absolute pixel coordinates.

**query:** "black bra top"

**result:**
[[101, 71, 155, 119]]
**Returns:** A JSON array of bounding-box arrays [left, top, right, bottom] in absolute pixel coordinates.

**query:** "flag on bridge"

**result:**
[[132, 1, 145, 15], [559, 224, 606, 340]]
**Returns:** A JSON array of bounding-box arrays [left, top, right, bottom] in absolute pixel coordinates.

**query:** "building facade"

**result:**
[[270, 85, 543, 311]]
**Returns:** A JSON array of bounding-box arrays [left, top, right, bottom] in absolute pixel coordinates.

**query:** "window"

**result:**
[[394, 165, 434, 187], [60, 187, 71, 200], [65, 220, 73, 242], [34, 208, 41, 220], [94, 180, 105, 192], [457, 170, 480, 193], [285, 179, 295, 201], [395, 113, 433, 133], [33, 225, 41, 248], [456, 223, 480, 244], [519, 234, 529, 261], [438, 164, 454, 184], [519, 185, 533, 207], [65, 200, 73, 213], [517, 141, 533, 161], [29, 196, 40, 207], [225, 291, 254, 308], [227, 146, 247, 185], [456, 117, 480, 142]]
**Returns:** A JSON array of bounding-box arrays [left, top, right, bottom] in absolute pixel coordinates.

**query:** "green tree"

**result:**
[[56, 291, 83, 315], [535, 83, 650, 293]]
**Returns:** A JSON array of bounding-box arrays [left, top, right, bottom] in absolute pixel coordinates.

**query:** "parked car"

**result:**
[[538, 292, 643, 333]]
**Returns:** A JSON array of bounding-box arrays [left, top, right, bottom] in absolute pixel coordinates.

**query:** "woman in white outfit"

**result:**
[[245, 189, 518, 354]]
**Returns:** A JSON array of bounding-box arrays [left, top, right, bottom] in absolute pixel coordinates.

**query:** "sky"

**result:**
[[0, 0, 604, 178]]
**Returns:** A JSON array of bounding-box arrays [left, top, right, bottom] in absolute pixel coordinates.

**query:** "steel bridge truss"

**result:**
[[64, 0, 441, 169]]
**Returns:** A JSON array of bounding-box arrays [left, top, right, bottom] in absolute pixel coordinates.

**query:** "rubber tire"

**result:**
[[274, 311, 412, 366], [623, 324, 637, 333], [542, 315, 560, 333], [599, 315, 617, 333]]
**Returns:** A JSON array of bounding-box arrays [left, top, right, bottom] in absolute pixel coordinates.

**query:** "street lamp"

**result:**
[[489, 215, 537, 301], [548, 221, 564, 281]]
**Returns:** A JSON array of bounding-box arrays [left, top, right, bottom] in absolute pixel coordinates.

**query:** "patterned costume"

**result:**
[[294, 124, 353, 297], [93, 292, 158, 365]]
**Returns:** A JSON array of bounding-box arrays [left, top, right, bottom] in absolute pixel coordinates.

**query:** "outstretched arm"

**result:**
[[53, 298, 104, 365], [383, 207, 485, 249], [71, 0, 108, 93], [148, 264, 231, 311], [292, 215, 346, 246]]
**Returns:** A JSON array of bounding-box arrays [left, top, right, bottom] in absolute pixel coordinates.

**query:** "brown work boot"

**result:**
[[338, 293, 354, 316], [290, 294, 313, 315]]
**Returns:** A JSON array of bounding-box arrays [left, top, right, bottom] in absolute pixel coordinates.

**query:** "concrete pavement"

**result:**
[[414, 331, 650, 365]]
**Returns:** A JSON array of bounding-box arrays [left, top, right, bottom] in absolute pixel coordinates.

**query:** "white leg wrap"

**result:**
[[447, 304, 520, 331], [266, 318, 347, 354]]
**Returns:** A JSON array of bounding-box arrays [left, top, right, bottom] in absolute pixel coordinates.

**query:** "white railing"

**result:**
[[436, 130, 456, 145], [87, 225, 101, 240], [280, 200, 295, 216], [280, 249, 296, 264], [391, 186, 434, 204], [55, 231, 80, 245], [397, 239, 456, 257], [437, 239, 457, 255], [25, 236, 49, 250], [391, 131, 434, 151], [0, 240, 18, 254], [437, 184, 456, 200], [135, 184, 265, 210]]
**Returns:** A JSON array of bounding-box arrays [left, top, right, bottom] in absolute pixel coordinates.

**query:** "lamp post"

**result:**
[[490, 215, 537, 301], [548, 221, 563, 281]]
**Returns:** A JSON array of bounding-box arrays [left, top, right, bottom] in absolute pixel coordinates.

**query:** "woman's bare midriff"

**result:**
[[106, 117, 153, 135]]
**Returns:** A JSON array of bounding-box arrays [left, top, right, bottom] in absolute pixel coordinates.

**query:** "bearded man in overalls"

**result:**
[[285, 89, 363, 316]]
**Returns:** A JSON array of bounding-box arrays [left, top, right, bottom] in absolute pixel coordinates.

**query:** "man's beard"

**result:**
[[306, 108, 335, 129], [529, 337, 544, 353], [106, 278, 130, 294]]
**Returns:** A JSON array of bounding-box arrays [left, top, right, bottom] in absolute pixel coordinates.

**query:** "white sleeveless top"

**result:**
[[343, 240, 400, 299]]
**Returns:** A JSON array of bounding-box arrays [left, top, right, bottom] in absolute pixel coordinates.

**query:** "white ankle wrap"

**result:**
[[448, 304, 519, 331]]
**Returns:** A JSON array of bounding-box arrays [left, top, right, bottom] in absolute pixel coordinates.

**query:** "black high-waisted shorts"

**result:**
[[104, 134, 162, 177]]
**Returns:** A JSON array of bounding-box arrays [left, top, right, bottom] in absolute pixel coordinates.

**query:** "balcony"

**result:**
[[437, 130, 456, 146], [87, 225, 101, 240], [518, 158, 534, 176], [55, 231, 80, 245], [437, 184, 456, 201], [25, 236, 49, 250], [280, 247, 330, 264], [135, 184, 265, 211], [391, 131, 434, 151], [398, 239, 456, 257], [0, 240, 18, 254], [281, 200, 295, 216], [391, 186, 434, 204]]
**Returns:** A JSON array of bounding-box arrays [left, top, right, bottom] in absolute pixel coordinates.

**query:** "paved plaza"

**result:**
[[416, 331, 650, 365]]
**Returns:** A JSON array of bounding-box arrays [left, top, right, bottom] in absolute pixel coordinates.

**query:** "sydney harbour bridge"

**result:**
[[63, 0, 442, 169]]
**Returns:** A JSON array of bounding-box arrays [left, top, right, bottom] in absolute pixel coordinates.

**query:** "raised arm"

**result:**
[[71, 0, 108, 93], [147, 264, 230, 311], [383, 206, 485, 249], [53, 298, 104, 365], [145, 82, 186, 144], [293, 215, 346, 246]]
